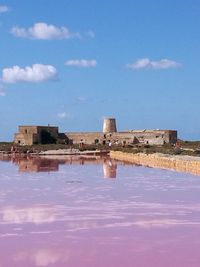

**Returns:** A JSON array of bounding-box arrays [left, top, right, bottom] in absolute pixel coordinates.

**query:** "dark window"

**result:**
[[94, 139, 99, 144], [25, 129, 28, 134]]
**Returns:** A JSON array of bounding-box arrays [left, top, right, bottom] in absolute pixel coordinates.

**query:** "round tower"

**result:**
[[103, 118, 117, 133]]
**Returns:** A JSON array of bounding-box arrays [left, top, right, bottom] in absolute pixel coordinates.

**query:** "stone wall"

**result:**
[[65, 132, 103, 145], [14, 133, 36, 146], [65, 130, 177, 146], [110, 151, 200, 176]]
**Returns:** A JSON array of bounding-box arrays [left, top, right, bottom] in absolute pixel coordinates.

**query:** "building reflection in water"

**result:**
[[20, 157, 59, 172], [103, 160, 117, 178], [1, 154, 117, 178]]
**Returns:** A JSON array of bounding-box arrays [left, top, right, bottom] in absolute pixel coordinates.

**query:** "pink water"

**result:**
[[0, 156, 200, 267]]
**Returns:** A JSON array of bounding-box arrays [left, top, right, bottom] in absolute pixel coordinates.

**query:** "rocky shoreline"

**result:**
[[110, 151, 200, 176]]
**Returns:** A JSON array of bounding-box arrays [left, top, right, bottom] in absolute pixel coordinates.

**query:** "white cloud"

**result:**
[[0, 5, 9, 13], [87, 30, 95, 38], [57, 112, 71, 119], [127, 58, 182, 70], [2, 64, 58, 83], [11, 22, 80, 40], [65, 59, 97, 68]]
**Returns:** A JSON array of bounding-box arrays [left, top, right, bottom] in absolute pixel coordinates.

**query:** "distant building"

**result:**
[[14, 126, 59, 146], [66, 129, 177, 146], [14, 118, 177, 146], [65, 118, 177, 146]]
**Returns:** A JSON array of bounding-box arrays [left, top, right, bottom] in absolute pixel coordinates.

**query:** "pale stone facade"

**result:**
[[65, 130, 177, 146], [14, 126, 59, 145]]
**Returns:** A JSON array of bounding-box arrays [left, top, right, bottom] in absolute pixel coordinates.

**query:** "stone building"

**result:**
[[14, 126, 59, 146], [66, 129, 177, 146], [66, 118, 177, 146], [14, 118, 177, 146]]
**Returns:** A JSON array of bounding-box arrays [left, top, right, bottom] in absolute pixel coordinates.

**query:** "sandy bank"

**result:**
[[110, 151, 200, 176], [39, 149, 109, 156]]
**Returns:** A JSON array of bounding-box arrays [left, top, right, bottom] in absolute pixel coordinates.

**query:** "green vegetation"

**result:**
[[112, 142, 200, 156], [1, 141, 200, 157], [111, 144, 176, 155], [0, 143, 68, 153], [0, 142, 13, 152], [179, 140, 200, 149]]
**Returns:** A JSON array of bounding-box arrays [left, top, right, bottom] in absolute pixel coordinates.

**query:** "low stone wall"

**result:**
[[110, 151, 200, 176]]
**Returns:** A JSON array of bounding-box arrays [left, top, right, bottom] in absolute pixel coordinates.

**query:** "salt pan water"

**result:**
[[0, 155, 200, 267]]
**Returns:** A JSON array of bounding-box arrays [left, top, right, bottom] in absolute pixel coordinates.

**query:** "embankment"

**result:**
[[110, 151, 200, 176]]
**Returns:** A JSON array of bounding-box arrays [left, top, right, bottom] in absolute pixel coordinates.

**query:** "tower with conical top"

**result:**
[[103, 118, 117, 133]]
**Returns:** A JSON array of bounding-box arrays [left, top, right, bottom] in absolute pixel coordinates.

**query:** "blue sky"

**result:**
[[0, 0, 200, 141]]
